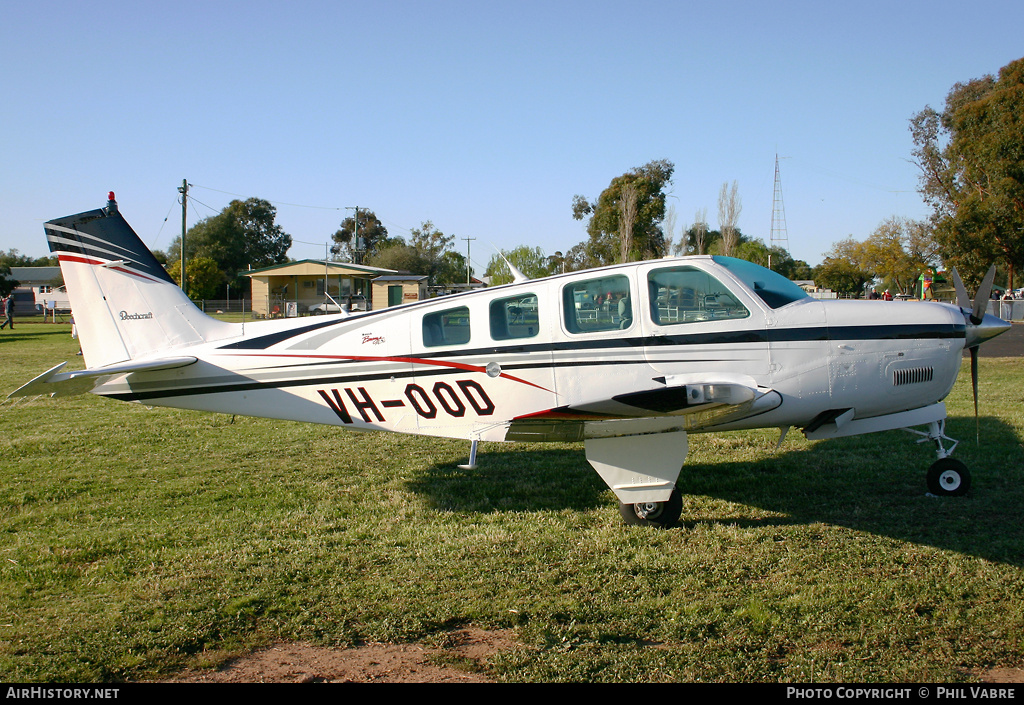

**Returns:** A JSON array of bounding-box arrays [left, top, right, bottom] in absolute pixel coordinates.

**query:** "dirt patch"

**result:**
[[165, 628, 517, 683], [164, 630, 1024, 683], [979, 667, 1024, 683]]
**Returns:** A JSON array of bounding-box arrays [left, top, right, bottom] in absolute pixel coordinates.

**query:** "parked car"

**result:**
[[308, 296, 367, 315]]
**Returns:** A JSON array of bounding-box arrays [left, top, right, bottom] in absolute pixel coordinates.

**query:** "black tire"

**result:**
[[619, 490, 683, 528], [927, 458, 971, 497]]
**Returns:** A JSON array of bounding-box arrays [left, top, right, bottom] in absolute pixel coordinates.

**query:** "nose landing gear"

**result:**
[[907, 419, 972, 497]]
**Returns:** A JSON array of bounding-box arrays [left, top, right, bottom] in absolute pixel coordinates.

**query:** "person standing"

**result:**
[[0, 295, 12, 330]]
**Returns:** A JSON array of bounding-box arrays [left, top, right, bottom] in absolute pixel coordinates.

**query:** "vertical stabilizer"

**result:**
[[44, 194, 234, 368]]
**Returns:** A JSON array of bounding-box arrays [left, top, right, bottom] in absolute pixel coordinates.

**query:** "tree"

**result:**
[[166, 256, 224, 300], [859, 217, 940, 293], [572, 159, 675, 263], [0, 264, 16, 298], [662, 205, 678, 255], [814, 256, 872, 296], [484, 246, 552, 285], [717, 181, 742, 257], [364, 242, 424, 275], [562, 241, 602, 272], [1, 249, 58, 268], [546, 250, 566, 275], [910, 56, 1024, 289], [675, 209, 710, 256], [819, 219, 939, 294], [170, 198, 292, 290], [730, 238, 812, 280], [331, 209, 390, 263], [365, 221, 466, 286], [618, 183, 639, 263]]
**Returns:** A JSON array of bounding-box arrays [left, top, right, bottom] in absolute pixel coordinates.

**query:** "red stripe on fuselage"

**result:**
[[218, 352, 553, 392]]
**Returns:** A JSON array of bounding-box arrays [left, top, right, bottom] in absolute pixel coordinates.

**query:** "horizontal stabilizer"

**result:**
[[8, 357, 198, 399]]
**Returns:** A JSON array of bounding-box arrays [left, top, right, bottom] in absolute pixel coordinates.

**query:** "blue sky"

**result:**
[[3, 0, 1022, 273]]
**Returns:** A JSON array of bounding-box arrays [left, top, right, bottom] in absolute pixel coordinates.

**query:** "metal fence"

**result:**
[[192, 299, 252, 315], [989, 299, 1024, 322]]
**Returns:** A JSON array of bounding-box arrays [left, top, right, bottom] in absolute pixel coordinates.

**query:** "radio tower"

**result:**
[[770, 154, 790, 259]]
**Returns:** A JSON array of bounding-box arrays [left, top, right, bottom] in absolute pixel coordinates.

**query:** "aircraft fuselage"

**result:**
[[85, 257, 967, 446]]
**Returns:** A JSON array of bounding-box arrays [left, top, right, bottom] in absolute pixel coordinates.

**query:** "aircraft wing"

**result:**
[[504, 375, 782, 442], [9, 357, 198, 399]]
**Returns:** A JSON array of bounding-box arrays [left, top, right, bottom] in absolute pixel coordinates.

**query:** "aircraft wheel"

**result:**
[[926, 458, 971, 497], [619, 490, 682, 528]]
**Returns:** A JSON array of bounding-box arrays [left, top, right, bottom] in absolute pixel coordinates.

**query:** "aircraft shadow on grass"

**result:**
[[410, 415, 1024, 566]]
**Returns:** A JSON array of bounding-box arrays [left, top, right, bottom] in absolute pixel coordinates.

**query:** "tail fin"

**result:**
[[44, 193, 234, 368]]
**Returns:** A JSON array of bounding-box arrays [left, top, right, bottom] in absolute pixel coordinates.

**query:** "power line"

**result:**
[[190, 184, 347, 211]]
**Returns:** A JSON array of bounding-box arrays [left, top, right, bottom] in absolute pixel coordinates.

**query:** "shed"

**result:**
[[372, 275, 428, 309]]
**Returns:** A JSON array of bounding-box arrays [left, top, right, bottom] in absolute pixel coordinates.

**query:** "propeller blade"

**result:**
[[950, 268, 971, 310], [971, 345, 980, 443], [971, 265, 997, 324]]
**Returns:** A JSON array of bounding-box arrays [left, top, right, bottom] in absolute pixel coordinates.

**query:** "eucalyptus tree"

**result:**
[[571, 159, 675, 264], [910, 56, 1024, 288]]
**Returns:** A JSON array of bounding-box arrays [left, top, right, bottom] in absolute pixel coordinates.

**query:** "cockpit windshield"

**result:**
[[713, 256, 810, 309]]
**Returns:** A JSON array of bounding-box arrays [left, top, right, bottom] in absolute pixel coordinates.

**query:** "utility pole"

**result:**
[[178, 179, 189, 296], [346, 206, 360, 263], [462, 236, 475, 285]]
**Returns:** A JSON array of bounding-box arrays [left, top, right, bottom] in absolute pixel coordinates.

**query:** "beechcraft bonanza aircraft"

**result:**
[[10, 194, 1012, 526]]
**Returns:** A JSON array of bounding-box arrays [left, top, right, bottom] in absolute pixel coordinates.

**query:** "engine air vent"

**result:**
[[893, 366, 934, 386]]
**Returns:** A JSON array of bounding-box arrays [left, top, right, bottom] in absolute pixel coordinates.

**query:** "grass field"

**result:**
[[1, 322, 1023, 682]]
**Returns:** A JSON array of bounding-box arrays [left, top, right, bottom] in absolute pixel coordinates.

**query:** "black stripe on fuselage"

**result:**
[[102, 321, 963, 403], [215, 321, 965, 358]]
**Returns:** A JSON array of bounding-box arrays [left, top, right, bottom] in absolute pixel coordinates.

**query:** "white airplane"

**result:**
[[10, 194, 1011, 526]]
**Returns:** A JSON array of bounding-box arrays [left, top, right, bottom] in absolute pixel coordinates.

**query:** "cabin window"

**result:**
[[647, 267, 749, 325], [490, 294, 539, 340], [562, 274, 632, 333], [422, 306, 470, 347]]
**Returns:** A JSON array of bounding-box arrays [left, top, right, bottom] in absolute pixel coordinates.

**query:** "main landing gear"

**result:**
[[584, 430, 690, 529], [908, 419, 971, 497], [619, 490, 683, 528]]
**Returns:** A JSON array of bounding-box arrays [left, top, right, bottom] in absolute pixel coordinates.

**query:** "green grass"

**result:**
[[1, 322, 1023, 682]]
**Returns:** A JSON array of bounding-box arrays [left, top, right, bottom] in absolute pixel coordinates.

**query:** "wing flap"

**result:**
[[505, 380, 780, 442]]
